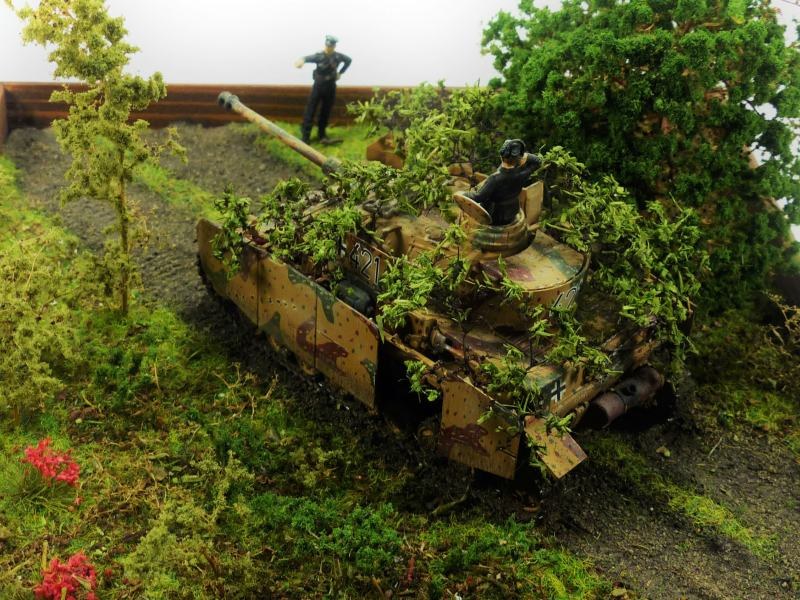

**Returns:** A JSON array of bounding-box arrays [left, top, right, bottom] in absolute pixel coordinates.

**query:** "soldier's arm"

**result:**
[[522, 153, 542, 178], [337, 53, 352, 75], [525, 153, 542, 170], [295, 53, 322, 68], [466, 173, 499, 211]]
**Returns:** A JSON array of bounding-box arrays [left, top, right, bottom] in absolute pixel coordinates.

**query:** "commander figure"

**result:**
[[465, 139, 542, 226]]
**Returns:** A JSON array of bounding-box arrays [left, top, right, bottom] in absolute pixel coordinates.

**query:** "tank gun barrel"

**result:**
[[217, 91, 341, 175]]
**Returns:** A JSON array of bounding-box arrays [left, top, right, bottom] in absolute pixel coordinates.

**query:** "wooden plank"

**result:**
[[0, 85, 7, 149], [2, 82, 402, 131], [2, 83, 400, 104], [4, 107, 356, 128]]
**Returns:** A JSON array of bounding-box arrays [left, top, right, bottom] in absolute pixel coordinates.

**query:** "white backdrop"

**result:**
[[1, 0, 533, 85], [2, 0, 796, 85]]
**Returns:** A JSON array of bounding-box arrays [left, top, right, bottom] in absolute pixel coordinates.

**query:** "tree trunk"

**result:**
[[117, 169, 130, 316]]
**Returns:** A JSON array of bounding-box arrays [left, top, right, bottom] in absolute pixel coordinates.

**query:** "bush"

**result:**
[[483, 0, 800, 307], [0, 157, 93, 421]]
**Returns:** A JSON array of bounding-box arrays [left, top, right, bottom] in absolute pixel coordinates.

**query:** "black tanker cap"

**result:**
[[499, 139, 525, 159]]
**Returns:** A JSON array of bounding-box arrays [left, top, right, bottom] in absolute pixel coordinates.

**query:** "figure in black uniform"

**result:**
[[295, 35, 352, 144], [466, 139, 542, 226]]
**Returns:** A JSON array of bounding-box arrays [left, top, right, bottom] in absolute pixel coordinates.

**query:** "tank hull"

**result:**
[[198, 218, 663, 480]]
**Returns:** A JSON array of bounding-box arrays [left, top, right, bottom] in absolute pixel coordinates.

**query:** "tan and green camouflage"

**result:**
[[197, 93, 665, 481]]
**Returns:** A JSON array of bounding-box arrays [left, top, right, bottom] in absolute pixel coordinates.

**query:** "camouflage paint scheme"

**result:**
[[198, 219, 381, 409], [198, 94, 665, 481], [440, 378, 520, 480], [198, 201, 657, 480]]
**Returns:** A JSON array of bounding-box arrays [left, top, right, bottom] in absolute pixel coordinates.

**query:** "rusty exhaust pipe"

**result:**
[[584, 366, 664, 428]]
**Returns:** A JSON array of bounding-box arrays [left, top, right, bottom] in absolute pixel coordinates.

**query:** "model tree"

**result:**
[[10, 0, 182, 315], [483, 0, 800, 306]]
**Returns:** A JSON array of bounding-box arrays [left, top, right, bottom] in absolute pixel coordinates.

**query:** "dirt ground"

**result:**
[[5, 125, 799, 600]]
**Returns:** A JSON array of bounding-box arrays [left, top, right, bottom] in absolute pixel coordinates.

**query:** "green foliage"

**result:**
[[13, 0, 183, 314], [376, 223, 471, 332], [484, 0, 800, 306], [377, 252, 445, 331], [540, 147, 705, 368], [337, 84, 503, 215], [545, 305, 613, 378], [489, 255, 525, 303], [215, 177, 362, 279], [211, 186, 252, 278], [404, 360, 441, 402], [120, 453, 260, 599], [248, 493, 402, 577], [299, 202, 362, 269], [328, 157, 451, 215], [421, 517, 611, 598], [350, 82, 451, 139], [254, 178, 308, 261], [524, 304, 553, 350], [544, 412, 574, 437], [352, 82, 502, 172], [480, 346, 542, 419], [0, 157, 94, 421]]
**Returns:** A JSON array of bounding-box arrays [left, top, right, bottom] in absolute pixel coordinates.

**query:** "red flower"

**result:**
[[34, 552, 97, 600], [21, 438, 80, 487]]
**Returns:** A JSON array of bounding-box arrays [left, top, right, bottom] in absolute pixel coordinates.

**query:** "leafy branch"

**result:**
[[539, 148, 706, 370], [404, 360, 441, 403], [211, 187, 252, 279]]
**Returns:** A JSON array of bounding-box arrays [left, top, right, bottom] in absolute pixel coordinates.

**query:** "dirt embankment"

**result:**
[[5, 125, 799, 600]]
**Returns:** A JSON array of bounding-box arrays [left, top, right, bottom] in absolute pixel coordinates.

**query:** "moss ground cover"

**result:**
[[586, 434, 775, 559], [133, 161, 219, 220], [0, 154, 610, 598], [690, 306, 800, 460]]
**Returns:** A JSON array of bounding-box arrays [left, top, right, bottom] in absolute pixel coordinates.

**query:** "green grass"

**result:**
[[235, 121, 376, 181], [134, 160, 220, 220], [0, 152, 611, 599], [588, 434, 775, 559], [690, 308, 800, 460], [421, 518, 611, 599]]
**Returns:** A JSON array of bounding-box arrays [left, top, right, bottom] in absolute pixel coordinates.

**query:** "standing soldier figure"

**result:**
[[295, 35, 352, 145]]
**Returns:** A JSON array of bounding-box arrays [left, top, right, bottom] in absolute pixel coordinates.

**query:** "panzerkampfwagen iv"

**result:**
[[197, 92, 666, 481]]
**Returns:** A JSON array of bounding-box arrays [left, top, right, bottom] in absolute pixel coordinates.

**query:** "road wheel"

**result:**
[[416, 417, 440, 452]]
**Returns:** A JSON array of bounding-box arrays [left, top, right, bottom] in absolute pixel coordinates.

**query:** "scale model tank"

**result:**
[[196, 92, 667, 481]]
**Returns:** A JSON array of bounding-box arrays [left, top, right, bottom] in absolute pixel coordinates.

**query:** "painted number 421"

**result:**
[[349, 242, 381, 286]]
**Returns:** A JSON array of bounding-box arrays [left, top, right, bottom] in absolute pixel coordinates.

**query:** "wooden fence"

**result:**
[[0, 82, 393, 148], [0, 85, 7, 148]]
